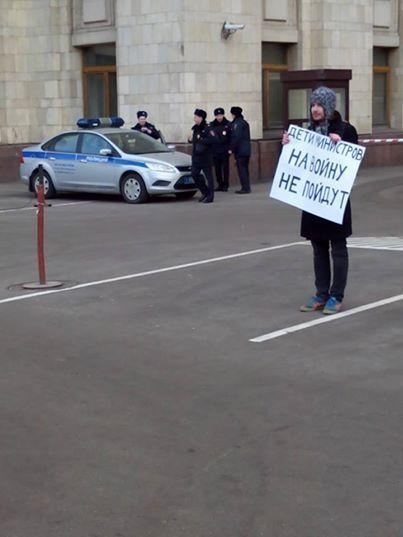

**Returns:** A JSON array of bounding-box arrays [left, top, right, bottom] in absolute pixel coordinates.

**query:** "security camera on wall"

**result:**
[[221, 21, 246, 39]]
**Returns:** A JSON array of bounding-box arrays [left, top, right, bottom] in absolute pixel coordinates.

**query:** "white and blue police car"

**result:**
[[20, 117, 196, 203]]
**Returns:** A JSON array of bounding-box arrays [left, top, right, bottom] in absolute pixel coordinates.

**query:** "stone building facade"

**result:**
[[0, 0, 402, 146]]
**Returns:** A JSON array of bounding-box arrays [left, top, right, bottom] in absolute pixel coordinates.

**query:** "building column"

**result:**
[[116, 0, 262, 142], [294, 0, 373, 134], [0, 0, 82, 145], [390, 0, 403, 129]]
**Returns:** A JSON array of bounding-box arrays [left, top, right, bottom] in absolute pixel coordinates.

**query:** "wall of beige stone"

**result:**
[[116, 0, 262, 142], [115, 0, 185, 140], [0, 0, 82, 145], [293, 0, 373, 134], [0, 33, 5, 139], [1, 0, 403, 147], [390, 0, 403, 129]]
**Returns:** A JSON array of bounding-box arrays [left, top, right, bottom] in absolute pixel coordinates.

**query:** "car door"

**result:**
[[43, 133, 80, 189], [75, 133, 121, 192]]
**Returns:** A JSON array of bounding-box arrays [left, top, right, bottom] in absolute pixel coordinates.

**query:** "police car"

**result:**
[[20, 117, 196, 203]]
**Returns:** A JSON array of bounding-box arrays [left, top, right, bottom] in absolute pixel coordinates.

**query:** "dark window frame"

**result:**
[[42, 133, 80, 153], [262, 63, 288, 131], [79, 132, 117, 156], [373, 65, 391, 127], [82, 65, 117, 117]]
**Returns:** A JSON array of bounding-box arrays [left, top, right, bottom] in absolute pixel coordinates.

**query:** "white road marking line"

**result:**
[[0, 201, 90, 214], [349, 246, 403, 251], [48, 201, 91, 208], [298, 237, 403, 252], [250, 293, 403, 343], [0, 241, 303, 306], [348, 236, 403, 251]]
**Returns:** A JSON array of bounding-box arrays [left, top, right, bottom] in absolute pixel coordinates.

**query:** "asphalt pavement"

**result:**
[[1, 166, 403, 537]]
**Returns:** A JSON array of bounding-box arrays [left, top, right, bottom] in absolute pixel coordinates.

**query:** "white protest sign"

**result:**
[[270, 125, 366, 224]]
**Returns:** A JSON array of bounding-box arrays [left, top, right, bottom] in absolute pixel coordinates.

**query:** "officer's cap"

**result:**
[[194, 108, 207, 120], [230, 106, 243, 116]]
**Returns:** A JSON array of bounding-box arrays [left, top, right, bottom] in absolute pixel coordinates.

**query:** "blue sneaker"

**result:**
[[323, 296, 342, 315], [300, 295, 327, 312]]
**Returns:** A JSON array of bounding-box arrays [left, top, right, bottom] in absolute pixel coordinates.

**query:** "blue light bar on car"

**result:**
[[76, 117, 125, 129]]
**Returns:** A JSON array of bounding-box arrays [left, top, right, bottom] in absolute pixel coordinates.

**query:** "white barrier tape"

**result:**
[[359, 138, 403, 144]]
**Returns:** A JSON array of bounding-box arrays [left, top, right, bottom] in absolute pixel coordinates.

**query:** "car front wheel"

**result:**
[[31, 170, 56, 199], [120, 173, 149, 204]]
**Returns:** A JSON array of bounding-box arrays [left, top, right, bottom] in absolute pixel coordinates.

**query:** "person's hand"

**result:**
[[228, 150, 232, 155], [282, 131, 290, 145], [329, 133, 341, 143]]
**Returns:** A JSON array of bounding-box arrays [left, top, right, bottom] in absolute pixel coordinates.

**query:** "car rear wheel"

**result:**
[[175, 191, 196, 200], [31, 170, 56, 199], [120, 173, 149, 204]]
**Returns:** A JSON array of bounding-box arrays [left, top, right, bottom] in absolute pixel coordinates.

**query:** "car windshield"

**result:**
[[105, 131, 171, 154]]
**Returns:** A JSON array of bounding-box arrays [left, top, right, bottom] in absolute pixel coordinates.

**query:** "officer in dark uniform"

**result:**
[[211, 107, 231, 191], [229, 106, 251, 193], [188, 108, 217, 204], [131, 111, 161, 140]]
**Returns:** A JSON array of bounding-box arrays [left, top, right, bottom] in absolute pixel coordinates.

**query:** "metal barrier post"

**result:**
[[22, 165, 63, 290], [37, 164, 46, 285]]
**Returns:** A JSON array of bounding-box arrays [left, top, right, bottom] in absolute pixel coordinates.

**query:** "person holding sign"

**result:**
[[282, 86, 359, 315]]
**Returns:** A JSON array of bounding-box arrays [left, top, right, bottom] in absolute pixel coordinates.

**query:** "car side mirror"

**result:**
[[100, 148, 112, 156]]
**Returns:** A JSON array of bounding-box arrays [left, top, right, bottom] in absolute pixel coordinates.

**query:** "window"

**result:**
[[105, 131, 170, 155], [43, 133, 80, 153], [262, 43, 288, 134], [373, 48, 390, 126], [288, 87, 347, 128], [82, 44, 117, 117], [80, 133, 114, 155]]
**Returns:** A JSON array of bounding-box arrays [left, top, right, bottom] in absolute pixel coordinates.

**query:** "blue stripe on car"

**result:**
[[22, 151, 47, 158], [109, 157, 147, 167], [75, 155, 147, 167], [22, 150, 148, 168], [47, 152, 77, 160]]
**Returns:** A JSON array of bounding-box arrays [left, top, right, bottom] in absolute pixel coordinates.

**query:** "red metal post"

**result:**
[[37, 165, 46, 285], [22, 164, 62, 290]]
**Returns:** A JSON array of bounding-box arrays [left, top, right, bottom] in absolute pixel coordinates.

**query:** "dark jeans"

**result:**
[[191, 163, 214, 201], [235, 156, 250, 192], [213, 153, 229, 189], [311, 239, 349, 302]]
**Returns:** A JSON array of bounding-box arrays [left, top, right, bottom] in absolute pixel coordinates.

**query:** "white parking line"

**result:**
[[250, 293, 403, 343], [0, 241, 303, 306], [0, 201, 90, 214], [348, 236, 403, 251]]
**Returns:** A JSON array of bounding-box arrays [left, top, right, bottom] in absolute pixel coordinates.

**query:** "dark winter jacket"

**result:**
[[190, 120, 217, 165], [230, 115, 251, 157], [300, 113, 359, 241], [132, 122, 160, 140], [211, 118, 231, 155]]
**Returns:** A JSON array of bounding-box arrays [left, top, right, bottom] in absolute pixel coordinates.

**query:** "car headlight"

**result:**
[[145, 162, 176, 172]]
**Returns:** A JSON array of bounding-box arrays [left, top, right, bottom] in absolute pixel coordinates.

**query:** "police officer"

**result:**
[[211, 107, 231, 191], [229, 106, 251, 194], [132, 111, 161, 140], [188, 108, 217, 204]]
